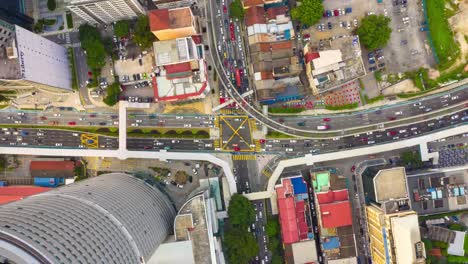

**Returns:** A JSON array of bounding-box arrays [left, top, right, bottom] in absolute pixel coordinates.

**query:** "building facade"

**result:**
[[0, 0, 34, 30], [65, 0, 145, 24], [0, 23, 72, 92], [0, 173, 176, 264]]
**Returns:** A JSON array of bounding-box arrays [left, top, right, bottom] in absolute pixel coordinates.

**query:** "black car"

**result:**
[[378, 63, 386, 68], [327, 22, 332, 30], [138, 59, 143, 66], [132, 74, 137, 81], [369, 66, 377, 72], [99, 122, 106, 125]]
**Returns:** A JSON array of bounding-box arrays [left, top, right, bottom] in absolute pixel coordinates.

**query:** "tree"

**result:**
[[266, 216, 280, 237], [103, 82, 121, 106], [224, 227, 259, 264], [47, 0, 56, 11], [79, 24, 107, 70], [291, 0, 324, 27], [133, 16, 156, 48], [271, 255, 284, 264], [114, 20, 130, 38], [174, 171, 188, 184], [229, 0, 245, 20], [0, 156, 6, 170], [357, 15, 392, 50], [227, 194, 256, 229]]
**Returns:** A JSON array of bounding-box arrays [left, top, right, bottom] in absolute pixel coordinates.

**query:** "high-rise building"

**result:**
[[0, 173, 176, 264], [0, 21, 72, 92], [0, 0, 34, 30], [65, 0, 146, 24], [364, 167, 426, 264]]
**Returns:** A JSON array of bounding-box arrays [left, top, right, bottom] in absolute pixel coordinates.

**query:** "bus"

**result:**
[[235, 68, 242, 88]]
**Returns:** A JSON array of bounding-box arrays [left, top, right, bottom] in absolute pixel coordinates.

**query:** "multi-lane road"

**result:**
[[3, 109, 463, 153]]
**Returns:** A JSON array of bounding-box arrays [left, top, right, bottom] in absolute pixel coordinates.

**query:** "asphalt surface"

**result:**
[[205, 0, 468, 137], [0, 128, 118, 149], [127, 138, 214, 152], [127, 113, 215, 129]]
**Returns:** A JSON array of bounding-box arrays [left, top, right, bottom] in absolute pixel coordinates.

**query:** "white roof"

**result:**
[[312, 50, 343, 70], [448, 231, 466, 256], [292, 240, 317, 264], [390, 213, 422, 263], [247, 24, 267, 36], [14, 26, 71, 90], [147, 241, 195, 264]]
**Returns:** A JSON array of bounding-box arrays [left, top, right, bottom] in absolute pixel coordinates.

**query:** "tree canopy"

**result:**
[[114, 20, 130, 38], [227, 194, 256, 229], [133, 16, 156, 48], [47, 0, 56, 11], [103, 82, 120, 106], [223, 227, 259, 264], [229, 0, 245, 20], [357, 15, 392, 50], [79, 24, 107, 70], [291, 0, 324, 27]]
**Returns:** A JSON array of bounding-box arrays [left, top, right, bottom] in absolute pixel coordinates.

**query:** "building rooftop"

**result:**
[[319, 201, 352, 228], [312, 171, 330, 192], [390, 213, 425, 263], [0, 186, 51, 205], [29, 160, 75, 179], [148, 7, 193, 31], [245, 6, 266, 26], [291, 240, 318, 263], [153, 37, 198, 66], [374, 167, 408, 202], [148, 240, 195, 264], [242, 0, 264, 8]]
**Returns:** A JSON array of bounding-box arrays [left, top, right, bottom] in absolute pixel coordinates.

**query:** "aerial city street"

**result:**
[[0, 0, 466, 263]]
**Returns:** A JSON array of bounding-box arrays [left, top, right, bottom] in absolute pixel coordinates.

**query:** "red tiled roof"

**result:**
[[266, 6, 288, 20], [30, 161, 75, 172], [259, 43, 270, 52], [245, 6, 266, 26], [305, 52, 320, 63], [316, 189, 349, 204], [164, 62, 192, 74], [270, 40, 292, 50], [320, 201, 352, 228], [260, 71, 273, 80], [278, 196, 299, 244], [0, 186, 51, 205], [243, 0, 264, 8], [148, 9, 170, 31]]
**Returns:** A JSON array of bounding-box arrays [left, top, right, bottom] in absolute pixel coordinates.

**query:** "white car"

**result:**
[[285, 148, 294, 152], [55, 143, 63, 146], [72, 133, 79, 136], [184, 124, 192, 127], [451, 96, 459, 100], [54, 113, 61, 117], [176, 116, 183, 119], [451, 115, 459, 120], [395, 111, 403, 115], [17, 112, 25, 116]]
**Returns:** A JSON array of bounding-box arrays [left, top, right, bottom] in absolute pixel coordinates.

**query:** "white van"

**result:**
[[317, 125, 329, 130]]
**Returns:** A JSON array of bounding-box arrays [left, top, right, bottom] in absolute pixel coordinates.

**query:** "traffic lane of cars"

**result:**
[[127, 114, 215, 128], [274, 89, 466, 130], [127, 138, 215, 151], [0, 111, 119, 127], [264, 110, 467, 154], [0, 128, 118, 149], [251, 200, 270, 264]]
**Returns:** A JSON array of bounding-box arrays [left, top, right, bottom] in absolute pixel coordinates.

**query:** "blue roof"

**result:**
[[322, 237, 340, 250], [284, 29, 291, 40], [291, 177, 307, 194]]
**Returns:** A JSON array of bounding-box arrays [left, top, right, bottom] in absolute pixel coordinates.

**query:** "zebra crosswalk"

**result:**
[[232, 155, 257, 161]]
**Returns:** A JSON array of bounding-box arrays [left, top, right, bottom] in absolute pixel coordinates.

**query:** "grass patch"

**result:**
[[42, 18, 56, 26], [364, 95, 385, 104], [325, 102, 359, 111], [268, 107, 305, 114], [374, 70, 383, 82], [127, 128, 210, 139], [266, 131, 296, 138], [426, 0, 460, 69], [419, 210, 467, 221], [358, 78, 365, 90], [66, 12, 73, 29], [68, 48, 78, 90], [0, 105, 8, 109]]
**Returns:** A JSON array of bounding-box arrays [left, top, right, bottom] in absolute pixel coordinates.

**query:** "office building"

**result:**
[[151, 0, 195, 10], [0, 0, 34, 30], [364, 167, 426, 264], [0, 173, 176, 264], [65, 0, 145, 24], [0, 22, 72, 92]]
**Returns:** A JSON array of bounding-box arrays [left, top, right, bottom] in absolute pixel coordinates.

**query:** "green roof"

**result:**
[[313, 172, 330, 192]]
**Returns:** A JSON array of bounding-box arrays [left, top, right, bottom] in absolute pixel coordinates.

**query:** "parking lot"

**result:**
[[307, 0, 434, 74]]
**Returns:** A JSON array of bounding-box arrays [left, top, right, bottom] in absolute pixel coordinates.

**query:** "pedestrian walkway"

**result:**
[[232, 154, 257, 161]]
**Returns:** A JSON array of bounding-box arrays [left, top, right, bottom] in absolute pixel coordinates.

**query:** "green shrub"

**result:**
[[47, 0, 56, 11], [325, 102, 359, 110]]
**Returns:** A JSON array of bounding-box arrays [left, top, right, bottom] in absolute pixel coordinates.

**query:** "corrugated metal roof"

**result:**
[[320, 201, 352, 228], [30, 161, 75, 171]]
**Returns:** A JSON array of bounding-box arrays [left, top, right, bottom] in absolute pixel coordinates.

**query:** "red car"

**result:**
[[234, 146, 241, 151], [223, 5, 227, 13], [144, 146, 152, 149], [259, 139, 266, 143], [68, 121, 76, 125], [89, 114, 96, 118], [334, 9, 339, 16], [388, 116, 396, 121], [360, 137, 368, 142], [87, 71, 92, 76], [40, 116, 47, 120], [303, 33, 310, 40], [230, 23, 235, 41], [387, 131, 397, 136], [323, 118, 331, 122], [351, 165, 356, 172]]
